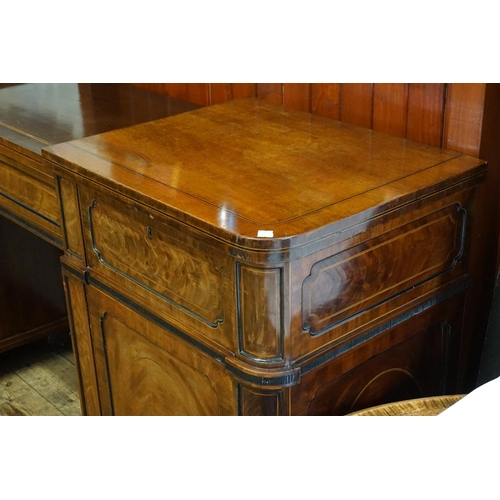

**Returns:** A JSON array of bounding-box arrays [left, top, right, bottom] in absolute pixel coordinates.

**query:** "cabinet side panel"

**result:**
[[292, 294, 464, 416], [307, 321, 448, 415]]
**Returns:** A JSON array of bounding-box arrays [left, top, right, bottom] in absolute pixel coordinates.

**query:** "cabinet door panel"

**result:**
[[87, 286, 236, 416], [292, 293, 464, 415], [306, 321, 448, 415]]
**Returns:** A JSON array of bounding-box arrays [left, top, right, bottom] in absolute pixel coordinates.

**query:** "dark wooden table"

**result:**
[[44, 97, 487, 415], [0, 83, 197, 354]]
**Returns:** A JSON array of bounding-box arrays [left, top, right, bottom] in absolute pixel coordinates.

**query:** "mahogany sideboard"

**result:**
[[0, 83, 197, 353], [43, 97, 487, 416]]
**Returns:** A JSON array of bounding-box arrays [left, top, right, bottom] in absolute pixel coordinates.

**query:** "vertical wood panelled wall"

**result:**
[[133, 82, 500, 388], [133, 83, 486, 155]]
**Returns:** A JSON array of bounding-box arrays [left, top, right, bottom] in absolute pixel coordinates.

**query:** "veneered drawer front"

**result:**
[[79, 187, 236, 352], [0, 152, 62, 245], [302, 203, 465, 336], [290, 187, 475, 363]]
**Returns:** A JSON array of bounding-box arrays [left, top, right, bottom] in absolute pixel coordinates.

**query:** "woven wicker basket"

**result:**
[[348, 395, 465, 416]]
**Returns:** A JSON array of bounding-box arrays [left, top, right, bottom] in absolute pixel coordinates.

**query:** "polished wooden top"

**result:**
[[0, 83, 198, 158], [44, 98, 486, 250]]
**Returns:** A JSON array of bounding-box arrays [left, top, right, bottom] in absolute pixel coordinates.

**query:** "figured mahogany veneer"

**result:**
[[0, 84, 198, 353], [43, 98, 486, 415], [302, 203, 465, 336]]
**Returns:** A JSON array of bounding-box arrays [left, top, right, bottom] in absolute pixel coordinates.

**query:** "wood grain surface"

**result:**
[[44, 98, 485, 247], [0, 83, 198, 156], [132, 83, 489, 157], [0, 83, 199, 356], [48, 97, 486, 415]]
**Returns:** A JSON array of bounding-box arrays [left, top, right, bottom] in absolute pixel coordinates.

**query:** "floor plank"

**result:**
[[0, 337, 81, 416], [0, 365, 65, 416]]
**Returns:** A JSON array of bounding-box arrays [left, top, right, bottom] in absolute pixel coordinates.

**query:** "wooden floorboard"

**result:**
[[0, 335, 81, 416]]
